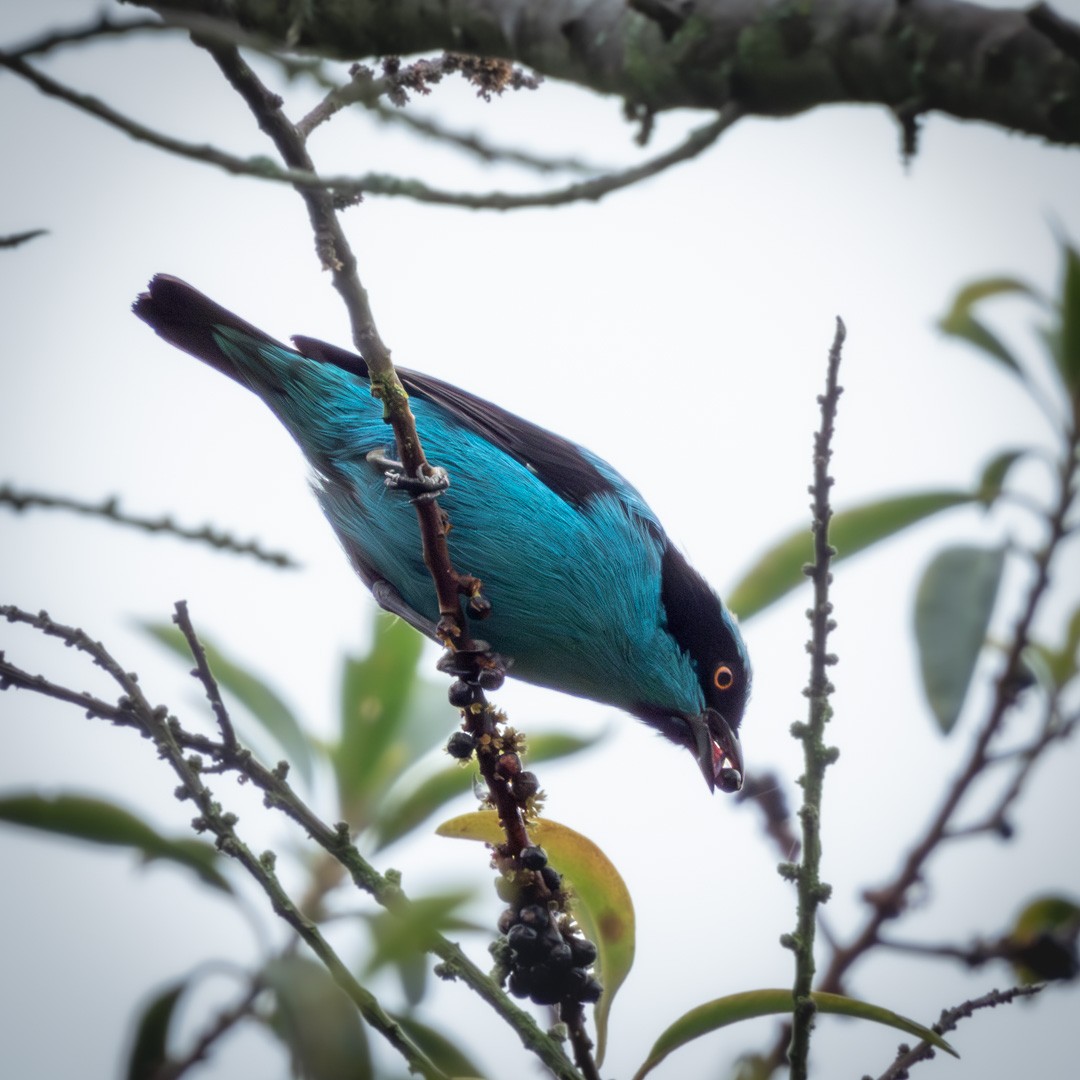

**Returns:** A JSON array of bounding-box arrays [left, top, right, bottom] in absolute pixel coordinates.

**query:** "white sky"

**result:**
[[2, 1, 1080, 1078]]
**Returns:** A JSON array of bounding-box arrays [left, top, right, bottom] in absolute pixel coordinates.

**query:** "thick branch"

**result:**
[[137, 0, 1080, 145]]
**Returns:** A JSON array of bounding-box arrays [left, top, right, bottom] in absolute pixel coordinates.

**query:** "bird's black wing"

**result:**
[[292, 335, 616, 507]]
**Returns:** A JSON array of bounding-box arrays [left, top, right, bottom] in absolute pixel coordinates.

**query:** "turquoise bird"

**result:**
[[135, 275, 749, 792]]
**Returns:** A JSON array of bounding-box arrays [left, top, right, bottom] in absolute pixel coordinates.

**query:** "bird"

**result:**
[[134, 275, 750, 793]]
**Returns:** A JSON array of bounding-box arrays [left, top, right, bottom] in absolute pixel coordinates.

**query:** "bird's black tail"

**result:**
[[133, 274, 290, 386]]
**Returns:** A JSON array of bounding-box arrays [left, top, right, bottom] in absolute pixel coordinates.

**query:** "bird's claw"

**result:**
[[366, 450, 450, 502]]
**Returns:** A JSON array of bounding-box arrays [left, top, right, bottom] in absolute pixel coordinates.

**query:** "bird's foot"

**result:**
[[366, 449, 450, 503]]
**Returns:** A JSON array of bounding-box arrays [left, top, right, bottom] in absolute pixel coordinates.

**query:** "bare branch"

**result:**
[[0, 229, 48, 249], [0, 485, 297, 567], [369, 102, 607, 175], [815, 421, 1080, 994], [873, 985, 1044, 1080], [0, 602, 582, 1080], [8, 12, 167, 58], [354, 108, 740, 209], [153, 976, 264, 1080], [173, 600, 239, 751]]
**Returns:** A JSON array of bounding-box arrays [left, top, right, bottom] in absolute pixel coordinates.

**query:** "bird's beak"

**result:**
[[688, 709, 743, 794]]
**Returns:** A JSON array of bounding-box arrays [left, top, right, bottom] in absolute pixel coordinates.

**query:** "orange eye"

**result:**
[[713, 664, 735, 691]]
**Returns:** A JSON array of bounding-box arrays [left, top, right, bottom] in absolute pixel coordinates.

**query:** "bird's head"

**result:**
[[636, 543, 750, 794]]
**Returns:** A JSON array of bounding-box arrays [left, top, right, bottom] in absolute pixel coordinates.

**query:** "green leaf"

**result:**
[[631, 988, 957, 1080], [0, 793, 231, 892], [371, 728, 605, 851], [938, 275, 1038, 374], [1058, 240, 1080, 391], [975, 448, 1028, 505], [125, 980, 186, 1080], [914, 545, 1006, 734], [727, 491, 972, 619], [1004, 894, 1080, 983], [362, 890, 480, 976], [263, 956, 372, 1080], [437, 811, 634, 1066], [333, 614, 427, 824], [392, 1015, 486, 1079], [1027, 606, 1080, 690], [142, 622, 314, 788]]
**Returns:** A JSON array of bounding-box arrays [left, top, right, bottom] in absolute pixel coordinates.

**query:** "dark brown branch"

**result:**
[[153, 976, 264, 1080], [0, 485, 297, 567], [196, 38, 485, 649], [1029, 2, 1080, 64], [129, 0, 1080, 146], [8, 12, 167, 57], [873, 985, 1044, 1080], [0, 229, 48, 249], [815, 421, 1080, 995]]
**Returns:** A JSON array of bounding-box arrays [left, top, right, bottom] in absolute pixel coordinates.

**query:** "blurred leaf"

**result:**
[[1004, 895, 1080, 983], [333, 614, 426, 824], [1059, 240, 1080, 391], [371, 728, 605, 851], [728, 491, 972, 619], [0, 792, 230, 892], [938, 275, 1038, 374], [143, 622, 313, 787], [393, 1014, 486, 1079], [371, 765, 475, 852], [975, 448, 1028, 505], [125, 980, 186, 1080], [730, 1054, 772, 1080], [914, 546, 1006, 734], [437, 811, 633, 1066], [1027, 605, 1080, 689], [363, 890, 479, 977], [264, 956, 372, 1080], [631, 988, 957, 1080], [396, 951, 428, 1009], [1037, 321, 1064, 370]]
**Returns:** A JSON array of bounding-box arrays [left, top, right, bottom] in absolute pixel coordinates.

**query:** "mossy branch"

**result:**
[[782, 317, 845, 1078], [0, 601, 584, 1080]]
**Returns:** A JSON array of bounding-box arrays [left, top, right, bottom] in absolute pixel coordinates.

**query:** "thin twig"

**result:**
[[785, 317, 846, 1078], [7, 13, 167, 57], [0, 605, 449, 1078], [173, 599, 238, 750], [944, 699, 1078, 840], [297, 53, 540, 137], [153, 976, 264, 1080], [196, 38, 483, 649], [350, 109, 740, 209], [0, 603, 582, 1080], [819, 421, 1080, 996], [0, 485, 297, 567], [873, 985, 1044, 1080], [0, 229, 48, 249], [2, 50, 736, 212], [368, 102, 607, 175]]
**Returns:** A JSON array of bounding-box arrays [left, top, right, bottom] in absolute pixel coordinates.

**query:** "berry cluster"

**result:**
[[442, 704, 599, 1008], [497, 845, 601, 1007]]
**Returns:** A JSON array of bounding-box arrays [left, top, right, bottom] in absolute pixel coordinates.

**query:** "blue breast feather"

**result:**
[[212, 327, 707, 717]]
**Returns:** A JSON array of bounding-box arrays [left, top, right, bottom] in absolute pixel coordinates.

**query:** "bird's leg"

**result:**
[[366, 448, 449, 503], [367, 449, 492, 620]]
